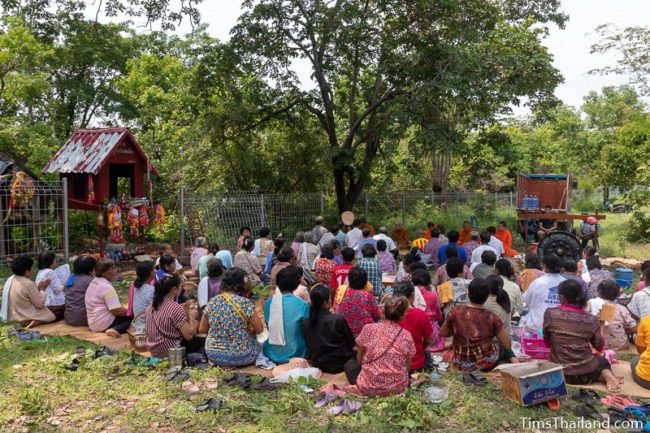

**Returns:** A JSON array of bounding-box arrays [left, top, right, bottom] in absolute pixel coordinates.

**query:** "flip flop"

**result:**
[[166, 366, 182, 381], [327, 399, 362, 416], [94, 346, 117, 359], [572, 403, 604, 421], [571, 389, 600, 404], [204, 377, 219, 391], [65, 357, 82, 371], [314, 392, 338, 408], [181, 380, 200, 394], [601, 395, 638, 410], [254, 377, 281, 391], [546, 398, 560, 411], [461, 370, 487, 387], [223, 373, 252, 389], [195, 398, 223, 412]]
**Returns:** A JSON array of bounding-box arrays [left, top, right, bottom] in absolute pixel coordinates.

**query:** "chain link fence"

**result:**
[[180, 189, 516, 252], [0, 180, 67, 263]]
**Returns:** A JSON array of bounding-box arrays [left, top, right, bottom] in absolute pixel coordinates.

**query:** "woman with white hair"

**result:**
[[190, 237, 209, 274]]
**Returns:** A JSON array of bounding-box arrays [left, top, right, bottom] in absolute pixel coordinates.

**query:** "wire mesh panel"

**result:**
[[181, 190, 517, 251], [0, 181, 65, 262], [183, 192, 324, 251]]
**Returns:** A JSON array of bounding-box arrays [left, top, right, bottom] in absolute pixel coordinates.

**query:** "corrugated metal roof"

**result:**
[[43, 128, 157, 176]]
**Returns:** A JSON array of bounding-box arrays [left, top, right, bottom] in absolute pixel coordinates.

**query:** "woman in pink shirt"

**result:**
[[85, 259, 132, 337], [411, 267, 444, 352]]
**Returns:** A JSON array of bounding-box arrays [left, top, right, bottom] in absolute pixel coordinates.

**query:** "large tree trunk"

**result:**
[[432, 153, 451, 192]]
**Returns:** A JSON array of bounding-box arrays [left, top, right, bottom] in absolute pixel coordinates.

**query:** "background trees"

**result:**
[[0, 0, 648, 221]]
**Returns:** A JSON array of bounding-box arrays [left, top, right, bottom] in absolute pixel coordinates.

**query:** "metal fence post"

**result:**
[[62, 178, 69, 263], [180, 186, 185, 258], [401, 192, 406, 225], [260, 194, 266, 227], [510, 191, 513, 208], [431, 191, 435, 208], [320, 193, 325, 216]]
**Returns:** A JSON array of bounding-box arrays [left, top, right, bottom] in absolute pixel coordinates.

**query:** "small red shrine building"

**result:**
[[43, 128, 158, 210]]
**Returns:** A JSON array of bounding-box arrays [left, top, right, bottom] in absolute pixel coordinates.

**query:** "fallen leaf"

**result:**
[[12, 364, 22, 369]]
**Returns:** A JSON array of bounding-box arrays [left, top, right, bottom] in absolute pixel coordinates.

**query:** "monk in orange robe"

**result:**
[[495, 221, 517, 257], [391, 222, 410, 251], [358, 219, 376, 237], [423, 222, 436, 240], [458, 221, 476, 246]]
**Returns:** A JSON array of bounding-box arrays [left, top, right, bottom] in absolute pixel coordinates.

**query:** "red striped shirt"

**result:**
[[145, 297, 188, 358]]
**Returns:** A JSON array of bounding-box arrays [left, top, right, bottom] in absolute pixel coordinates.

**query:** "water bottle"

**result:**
[[522, 196, 530, 210], [530, 195, 540, 210]]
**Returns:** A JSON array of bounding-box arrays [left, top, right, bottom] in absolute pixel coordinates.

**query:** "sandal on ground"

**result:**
[[253, 377, 281, 391], [314, 392, 338, 408], [572, 403, 604, 421], [326, 399, 362, 416], [571, 389, 600, 404], [94, 346, 117, 359], [166, 366, 181, 381], [195, 398, 223, 412], [223, 372, 252, 389], [65, 357, 82, 371], [601, 395, 638, 410], [203, 377, 219, 391], [181, 380, 200, 394], [546, 398, 560, 411], [461, 370, 487, 387]]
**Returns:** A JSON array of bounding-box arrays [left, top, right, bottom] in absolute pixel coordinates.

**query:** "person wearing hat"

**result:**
[[579, 215, 600, 249], [312, 216, 327, 244]]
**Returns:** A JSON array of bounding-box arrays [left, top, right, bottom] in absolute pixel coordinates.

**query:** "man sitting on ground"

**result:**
[[438, 230, 467, 265], [486, 226, 505, 259], [462, 232, 480, 267], [424, 228, 444, 267], [473, 250, 497, 279], [537, 205, 557, 242], [359, 228, 377, 252], [373, 227, 397, 253], [411, 230, 428, 252], [357, 245, 384, 298], [471, 231, 498, 269]]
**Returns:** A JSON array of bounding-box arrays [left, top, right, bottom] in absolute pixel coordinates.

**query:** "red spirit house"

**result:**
[[43, 128, 158, 209]]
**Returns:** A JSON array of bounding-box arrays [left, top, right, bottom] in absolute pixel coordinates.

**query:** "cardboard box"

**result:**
[[496, 361, 567, 406]]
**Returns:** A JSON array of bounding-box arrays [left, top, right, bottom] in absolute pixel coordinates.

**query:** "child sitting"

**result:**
[[589, 280, 636, 351], [411, 267, 444, 352], [394, 281, 433, 371], [440, 278, 513, 371], [543, 280, 623, 393]]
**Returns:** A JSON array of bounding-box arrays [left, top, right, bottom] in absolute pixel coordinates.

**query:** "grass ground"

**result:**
[[0, 324, 621, 433]]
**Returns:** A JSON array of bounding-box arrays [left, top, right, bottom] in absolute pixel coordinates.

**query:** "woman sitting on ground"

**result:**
[[494, 259, 524, 317], [632, 315, 650, 390], [337, 267, 380, 337], [314, 245, 337, 286], [302, 284, 356, 374], [440, 278, 514, 371], [344, 295, 416, 396], [586, 255, 613, 300], [263, 237, 285, 275], [1, 255, 55, 327], [156, 253, 187, 303], [376, 240, 396, 275], [264, 266, 310, 363], [129, 262, 156, 335], [234, 236, 263, 286], [591, 280, 636, 351], [34, 251, 70, 321], [410, 267, 443, 352], [197, 244, 220, 280], [85, 259, 132, 337], [543, 279, 623, 393], [199, 268, 264, 367], [518, 254, 544, 293], [197, 258, 224, 309], [146, 273, 204, 358], [65, 255, 97, 326], [394, 282, 433, 371]]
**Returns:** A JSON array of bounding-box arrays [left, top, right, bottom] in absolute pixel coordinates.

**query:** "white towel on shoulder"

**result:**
[[1, 276, 14, 323], [268, 288, 286, 346], [413, 286, 427, 311]]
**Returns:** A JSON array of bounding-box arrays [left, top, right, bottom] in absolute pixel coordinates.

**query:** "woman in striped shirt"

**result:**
[[145, 274, 204, 358]]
